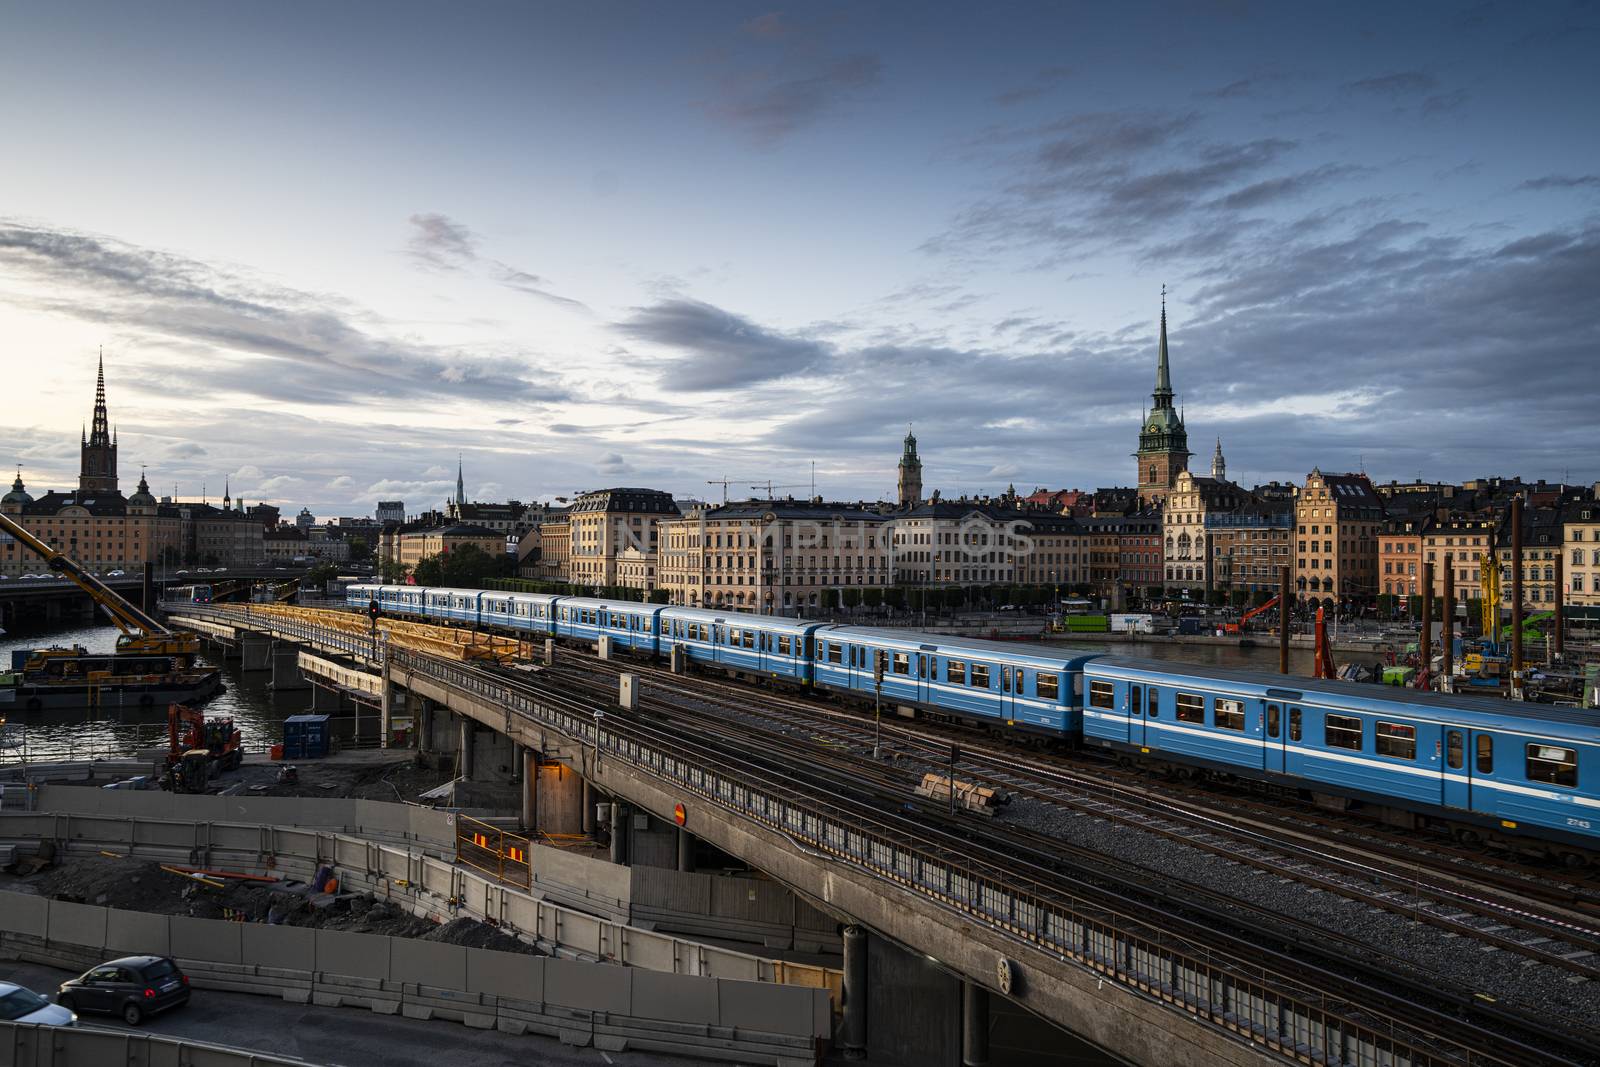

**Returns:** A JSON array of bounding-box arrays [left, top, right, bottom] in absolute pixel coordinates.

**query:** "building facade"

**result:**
[[1497, 507, 1564, 610], [1294, 469, 1383, 607], [897, 429, 923, 510], [1161, 471, 1250, 595], [1421, 517, 1497, 601], [1566, 502, 1600, 607], [567, 488, 679, 590], [534, 519, 571, 582], [1207, 505, 1294, 598], [1380, 517, 1425, 604]]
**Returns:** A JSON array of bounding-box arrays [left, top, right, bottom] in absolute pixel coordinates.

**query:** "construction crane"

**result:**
[[1222, 593, 1280, 635], [706, 475, 757, 505], [749, 481, 809, 500], [1479, 552, 1500, 645], [0, 512, 199, 663]]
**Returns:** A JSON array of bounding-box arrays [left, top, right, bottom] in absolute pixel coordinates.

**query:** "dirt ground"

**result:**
[[3, 855, 535, 954], [228, 754, 458, 803]]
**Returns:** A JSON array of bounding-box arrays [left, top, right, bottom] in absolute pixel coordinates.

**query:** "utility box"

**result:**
[[543, 638, 554, 666], [670, 644, 685, 674], [619, 673, 639, 710], [597, 635, 612, 661], [282, 714, 331, 759]]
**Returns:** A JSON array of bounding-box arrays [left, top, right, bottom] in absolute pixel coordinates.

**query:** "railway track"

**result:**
[[480, 658, 1600, 1067], [540, 652, 1600, 1001]]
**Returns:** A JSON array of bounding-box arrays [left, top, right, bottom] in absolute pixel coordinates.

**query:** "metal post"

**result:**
[[1442, 557, 1454, 691], [458, 717, 473, 781], [676, 827, 695, 872], [379, 662, 393, 749], [1554, 549, 1565, 659], [1278, 566, 1290, 675], [581, 778, 595, 835], [1511, 496, 1525, 700], [609, 801, 628, 865], [1420, 562, 1433, 687], [841, 925, 867, 1059], [142, 561, 153, 614], [948, 744, 959, 816], [962, 981, 991, 1067]]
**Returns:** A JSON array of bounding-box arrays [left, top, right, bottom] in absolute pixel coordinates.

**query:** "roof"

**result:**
[[662, 605, 824, 635], [696, 500, 893, 522], [20, 490, 129, 516], [822, 626, 1104, 669], [570, 488, 679, 514], [1088, 656, 1600, 739]]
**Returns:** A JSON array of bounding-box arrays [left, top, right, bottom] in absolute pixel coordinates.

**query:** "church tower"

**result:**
[[897, 427, 923, 510], [1211, 438, 1226, 481], [1134, 290, 1190, 504], [456, 454, 466, 508], [79, 351, 119, 494]]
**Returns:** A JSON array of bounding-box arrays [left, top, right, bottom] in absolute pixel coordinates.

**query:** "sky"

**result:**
[[1, 1, 1597, 519]]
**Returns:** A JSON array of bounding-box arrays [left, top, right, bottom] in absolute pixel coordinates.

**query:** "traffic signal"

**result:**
[[368, 600, 382, 620]]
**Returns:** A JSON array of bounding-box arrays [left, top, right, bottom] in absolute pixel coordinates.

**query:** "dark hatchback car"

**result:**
[[57, 956, 190, 1025]]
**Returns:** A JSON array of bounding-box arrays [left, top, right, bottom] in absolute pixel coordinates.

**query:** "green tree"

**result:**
[[841, 587, 862, 610], [305, 560, 339, 590], [437, 543, 515, 588], [347, 536, 371, 563], [378, 557, 409, 583], [862, 587, 883, 609], [412, 554, 444, 587], [882, 586, 906, 611]]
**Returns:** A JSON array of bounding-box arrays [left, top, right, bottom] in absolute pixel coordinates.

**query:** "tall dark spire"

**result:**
[[89, 348, 111, 447], [1154, 284, 1173, 399], [78, 349, 119, 493], [456, 453, 465, 507]]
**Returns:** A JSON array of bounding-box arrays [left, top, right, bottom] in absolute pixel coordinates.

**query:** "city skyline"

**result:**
[[2, 2, 1597, 516]]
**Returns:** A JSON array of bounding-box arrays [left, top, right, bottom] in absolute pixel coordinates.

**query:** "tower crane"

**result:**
[[749, 481, 809, 500], [0, 512, 199, 663], [706, 476, 756, 505]]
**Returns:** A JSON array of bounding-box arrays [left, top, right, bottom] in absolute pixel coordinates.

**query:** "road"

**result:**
[[0, 960, 679, 1067]]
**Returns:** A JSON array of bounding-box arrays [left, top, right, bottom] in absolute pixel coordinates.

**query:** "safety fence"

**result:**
[[171, 604, 1487, 1066], [0, 895, 826, 1067], [455, 812, 532, 889], [1, 1021, 308, 1067]]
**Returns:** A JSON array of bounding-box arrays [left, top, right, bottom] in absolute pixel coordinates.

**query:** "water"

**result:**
[[1, 624, 310, 764]]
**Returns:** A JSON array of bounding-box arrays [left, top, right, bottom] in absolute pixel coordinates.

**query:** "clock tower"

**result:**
[[1134, 290, 1190, 505]]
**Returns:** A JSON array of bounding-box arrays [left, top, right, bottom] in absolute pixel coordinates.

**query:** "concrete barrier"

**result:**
[[0, 897, 827, 1066], [0, 1021, 309, 1067]]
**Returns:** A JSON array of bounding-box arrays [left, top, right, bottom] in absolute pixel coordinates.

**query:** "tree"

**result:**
[[378, 557, 409, 583], [412, 554, 445, 587], [841, 587, 862, 611], [862, 587, 883, 609], [437, 543, 515, 588], [648, 588, 670, 604], [347, 536, 371, 563], [882, 586, 906, 611], [305, 560, 339, 590]]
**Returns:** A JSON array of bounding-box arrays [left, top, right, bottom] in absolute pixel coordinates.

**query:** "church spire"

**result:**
[[223, 477, 231, 508], [79, 349, 119, 493], [455, 453, 465, 507], [1154, 284, 1173, 399], [1211, 437, 1226, 481]]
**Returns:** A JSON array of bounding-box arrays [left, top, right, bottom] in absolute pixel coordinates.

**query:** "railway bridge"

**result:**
[[160, 603, 1523, 1067]]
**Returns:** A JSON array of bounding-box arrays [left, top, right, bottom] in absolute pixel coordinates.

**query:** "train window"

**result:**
[[1266, 704, 1280, 738], [921, 657, 930, 680], [778, 636, 792, 655], [970, 664, 991, 689], [743, 631, 755, 649], [948, 660, 967, 685], [1375, 721, 1416, 761], [1527, 744, 1577, 788], [1002, 667, 1012, 693], [1129, 685, 1141, 714], [1038, 673, 1059, 700], [1148, 687, 1159, 717], [1215, 699, 1245, 732], [892, 652, 909, 674], [1175, 693, 1205, 724], [1325, 714, 1362, 751], [1446, 731, 1463, 769], [1088, 680, 1114, 709], [826, 643, 843, 665], [1289, 708, 1302, 741], [730, 628, 741, 644], [1476, 735, 1493, 774]]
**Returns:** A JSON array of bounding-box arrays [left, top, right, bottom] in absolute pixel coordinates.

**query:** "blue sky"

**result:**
[[2, 1, 1597, 517]]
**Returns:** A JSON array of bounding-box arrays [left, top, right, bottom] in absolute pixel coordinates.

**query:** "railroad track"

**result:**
[[484, 658, 1599, 1067], [539, 652, 1600, 1004]]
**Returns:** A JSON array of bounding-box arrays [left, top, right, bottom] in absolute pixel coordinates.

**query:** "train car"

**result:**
[[815, 627, 1097, 736], [370, 584, 425, 616], [554, 598, 664, 654], [659, 607, 826, 683], [481, 592, 562, 636], [169, 584, 213, 604], [1081, 657, 1600, 856], [346, 583, 378, 611]]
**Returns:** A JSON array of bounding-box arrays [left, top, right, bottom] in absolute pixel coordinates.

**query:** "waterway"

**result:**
[[1, 623, 309, 765]]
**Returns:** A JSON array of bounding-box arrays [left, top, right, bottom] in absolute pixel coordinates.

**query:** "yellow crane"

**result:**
[[1479, 552, 1500, 643], [0, 512, 199, 663]]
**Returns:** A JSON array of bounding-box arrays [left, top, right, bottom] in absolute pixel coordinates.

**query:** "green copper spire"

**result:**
[[1154, 284, 1172, 398]]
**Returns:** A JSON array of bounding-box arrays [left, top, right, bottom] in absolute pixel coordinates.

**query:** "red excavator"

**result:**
[[1223, 594, 1281, 635], [163, 703, 242, 794]]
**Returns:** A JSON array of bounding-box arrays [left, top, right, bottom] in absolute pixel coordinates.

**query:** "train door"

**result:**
[[1263, 703, 1286, 774], [711, 624, 724, 665], [920, 653, 933, 706], [1441, 728, 1470, 811], [1127, 684, 1146, 747], [998, 665, 1015, 722]]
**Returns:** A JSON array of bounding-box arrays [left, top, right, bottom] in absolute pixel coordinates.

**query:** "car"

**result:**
[[57, 955, 190, 1025], [0, 981, 76, 1027], [175, 569, 189, 576], [107, 570, 125, 577]]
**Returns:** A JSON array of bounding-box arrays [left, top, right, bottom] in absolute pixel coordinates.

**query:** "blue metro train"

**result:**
[[349, 584, 1600, 859]]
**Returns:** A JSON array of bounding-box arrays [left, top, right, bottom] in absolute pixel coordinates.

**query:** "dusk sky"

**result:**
[[2, 1, 1597, 518]]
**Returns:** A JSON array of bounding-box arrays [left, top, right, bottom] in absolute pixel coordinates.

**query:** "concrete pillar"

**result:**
[[961, 982, 990, 1067], [417, 698, 432, 755], [609, 802, 628, 865], [841, 924, 867, 1059], [676, 827, 695, 872], [543, 638, 554, 666], [380, 664, 394, 749], [240, 633, 272, 671], [522, 747, 538, 832], [582, 779, 595, 835], [458, 718, 474, 781], [271, 643, 309, 690], [309, 684, 343, 712]]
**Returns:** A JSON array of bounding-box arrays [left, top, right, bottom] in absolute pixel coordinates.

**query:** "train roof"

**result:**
[[823, 626, 1103, 668], [1088, 656, 1600, 739], [660, 606, 825, 635], [560, 597, 665, 614]]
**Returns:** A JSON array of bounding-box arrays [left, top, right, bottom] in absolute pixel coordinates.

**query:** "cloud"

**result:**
[[1344, 71, 1438, 96], [709, 54, 881, 145], [994, 67, 1072, 106], [597, 451, 631, 475], [0, 220, 558, 406], [406, 212, 478, 269], [741, 12, 792, 39], [327, 475, 355, 491], [615, 298, 832, 391], [1520, 174, 1600, 191], [1214, 164, 1365, 211]]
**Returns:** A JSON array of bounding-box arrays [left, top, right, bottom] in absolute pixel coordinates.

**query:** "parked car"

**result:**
[[0, 981, 76, 1027], [107, 569, 125, 577], [57, 956, 190, 1025]]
